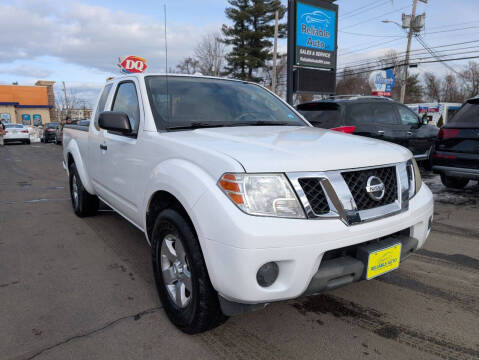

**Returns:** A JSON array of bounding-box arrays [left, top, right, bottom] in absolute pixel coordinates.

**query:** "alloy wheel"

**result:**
[[160, 234, 192, 308]]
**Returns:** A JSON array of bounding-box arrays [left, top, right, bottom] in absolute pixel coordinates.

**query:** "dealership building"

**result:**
[[0, 81, 56, 126]]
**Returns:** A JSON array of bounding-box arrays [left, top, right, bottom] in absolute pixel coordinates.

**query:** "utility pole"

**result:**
[[286, 0, 295, 105], [272, 10, 279, 94], [62, 81, 69, 117], [401, 0, 418, 104]]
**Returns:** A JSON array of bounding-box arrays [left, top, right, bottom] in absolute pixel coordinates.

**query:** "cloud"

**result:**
[[0, 0, 219, 73], [1, 65, 53, 78], [54, 82, 104, 108]]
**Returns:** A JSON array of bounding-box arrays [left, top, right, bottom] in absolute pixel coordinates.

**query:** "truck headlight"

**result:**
[[218, 173, 306, 218], [408, 158, 422, 199]]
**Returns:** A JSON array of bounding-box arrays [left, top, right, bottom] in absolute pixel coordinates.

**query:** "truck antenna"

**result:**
[[164, 4, 170, 123]]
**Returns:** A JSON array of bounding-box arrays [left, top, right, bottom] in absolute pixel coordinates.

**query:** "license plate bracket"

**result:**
[[356, 238, 402, 280]]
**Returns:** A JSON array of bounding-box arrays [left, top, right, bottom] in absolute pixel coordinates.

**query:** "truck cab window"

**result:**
[[112, 82, 140, 133], [94, 83, 112, 130]]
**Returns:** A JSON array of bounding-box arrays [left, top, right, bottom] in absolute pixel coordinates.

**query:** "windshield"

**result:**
[[297, 102, 341, 128], [5, 124, 23, 129], [448, 101, 479, 126], [46, 123, 58, 128], [145, 76, 306, 130]]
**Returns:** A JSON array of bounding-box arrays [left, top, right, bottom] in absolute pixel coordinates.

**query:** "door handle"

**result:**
[[100, 144, 108, 150], [407, 131, 413, 136], [377, 130, 384, 135]]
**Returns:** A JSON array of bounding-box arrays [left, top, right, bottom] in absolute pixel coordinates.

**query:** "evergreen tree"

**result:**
[[222, 0, 286, 82]]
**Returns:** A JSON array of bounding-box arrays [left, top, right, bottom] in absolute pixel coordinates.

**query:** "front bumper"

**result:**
[[194, 184, 433, 304]]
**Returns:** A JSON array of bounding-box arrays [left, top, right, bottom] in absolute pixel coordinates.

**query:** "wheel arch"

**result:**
[[145, 190, 197, 244]]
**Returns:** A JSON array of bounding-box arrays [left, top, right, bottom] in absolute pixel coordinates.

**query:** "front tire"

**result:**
[[440, 175, 469, 189], [151, 209, 226, 334], [69, 163, 99, 217]]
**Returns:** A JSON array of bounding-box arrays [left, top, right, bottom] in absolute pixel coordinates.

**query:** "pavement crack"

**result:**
[[23, 306, 162, 360]]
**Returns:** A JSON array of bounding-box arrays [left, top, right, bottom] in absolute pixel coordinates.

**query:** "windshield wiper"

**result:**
[[167, 122, 225, 131], [229, 121, 292, 127]]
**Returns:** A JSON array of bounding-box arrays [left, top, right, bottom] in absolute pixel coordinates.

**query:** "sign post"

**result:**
[[287, 0, 338, 105]]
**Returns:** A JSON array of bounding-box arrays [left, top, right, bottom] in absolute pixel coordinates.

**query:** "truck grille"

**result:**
[[342, 166, 397, 210], [298, 178, 330, 215]]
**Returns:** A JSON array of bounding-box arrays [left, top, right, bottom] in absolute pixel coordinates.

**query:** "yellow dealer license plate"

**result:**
[[367, 243, 401, 280]]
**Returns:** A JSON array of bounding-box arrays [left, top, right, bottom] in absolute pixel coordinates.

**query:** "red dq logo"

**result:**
[[118, 56, 148, 74]]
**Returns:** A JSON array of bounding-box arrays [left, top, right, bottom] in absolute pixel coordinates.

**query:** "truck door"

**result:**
[[88, 83, 113, 195], [97, 79, 147, 226], [346, 102, 407, 147]]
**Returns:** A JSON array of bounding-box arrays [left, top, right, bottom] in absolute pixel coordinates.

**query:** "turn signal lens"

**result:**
[[218, 174, 244, 205]]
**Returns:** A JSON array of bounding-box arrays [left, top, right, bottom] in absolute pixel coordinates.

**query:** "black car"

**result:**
[[433, 97, 479, 189], [297, 97, 439, 168], [42, 122, 60, 143]]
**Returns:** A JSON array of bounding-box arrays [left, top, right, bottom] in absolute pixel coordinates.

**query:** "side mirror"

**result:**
[[422, 117, 429, 125], [98, 111, 132, 135]]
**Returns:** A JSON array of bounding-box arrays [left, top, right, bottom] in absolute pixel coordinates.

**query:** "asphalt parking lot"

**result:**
[[1, 143, 478, 360]]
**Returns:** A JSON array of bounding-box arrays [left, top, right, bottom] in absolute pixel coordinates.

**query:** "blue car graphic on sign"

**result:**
[[302, 11, 331, 27]]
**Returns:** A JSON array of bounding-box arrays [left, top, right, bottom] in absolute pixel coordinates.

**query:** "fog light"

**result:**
[[256, 262, 279, 287]]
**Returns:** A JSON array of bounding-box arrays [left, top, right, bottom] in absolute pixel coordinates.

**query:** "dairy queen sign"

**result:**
[[369, 69, 396, 97], [118, 56, 148, 74]]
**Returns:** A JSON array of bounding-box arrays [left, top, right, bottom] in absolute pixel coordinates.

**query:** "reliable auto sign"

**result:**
[[118, 56, 148, 74], [295, 0, 338, 69]]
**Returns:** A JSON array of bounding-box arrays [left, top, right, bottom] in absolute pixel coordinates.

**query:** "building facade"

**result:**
[[56, 108, 93, 122], [0, 81, 55, 125]]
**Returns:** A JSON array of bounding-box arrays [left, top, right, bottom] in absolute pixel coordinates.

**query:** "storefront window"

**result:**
[[33, 114, 42, 126], [0, 113, 11, 123], [22, 114, 31, 125]]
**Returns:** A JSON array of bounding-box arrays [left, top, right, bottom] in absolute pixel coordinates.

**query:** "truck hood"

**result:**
[[168, 126, 411, 172]]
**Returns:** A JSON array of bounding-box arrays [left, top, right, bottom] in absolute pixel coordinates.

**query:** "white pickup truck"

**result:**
[[63, 74, 434, 333]]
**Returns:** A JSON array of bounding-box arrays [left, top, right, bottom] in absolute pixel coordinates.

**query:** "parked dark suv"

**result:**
[[297, 97, 439, 168], [433, 97, 479, 189], [41, 122, 60, 143]]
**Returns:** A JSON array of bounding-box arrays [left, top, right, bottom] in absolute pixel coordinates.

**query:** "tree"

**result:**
[[336, 67, 371, 96], [423, 72, 442, 102], [221, 0, 286, 82], [404, 74, 423, 103], [194, 32, 227, 77], [461, 61, 479, 99], [442, 73, 464, 103], [176, 57, 200, 74]]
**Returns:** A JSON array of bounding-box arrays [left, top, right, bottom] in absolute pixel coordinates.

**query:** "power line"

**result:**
[[339, 30, 403, 38], [338, 40, 479, 69], [339, 0, 384, 18], [340, 55, 479, 78], [340, 5, 410, 30], [340, 0, 393, 20], [424, 25, 479, 35], [338, 48, 479, 73], [338, 45, 479, 72], [339, 37, 404, 56]]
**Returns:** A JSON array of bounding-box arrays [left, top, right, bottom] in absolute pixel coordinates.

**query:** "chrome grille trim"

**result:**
[[287, 162, 410, 226]]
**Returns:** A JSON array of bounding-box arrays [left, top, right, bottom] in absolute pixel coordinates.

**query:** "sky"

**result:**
[[1, 0, 478, 105]]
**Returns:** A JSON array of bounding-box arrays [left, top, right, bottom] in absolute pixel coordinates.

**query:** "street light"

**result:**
[[382, 15, 415, 104]]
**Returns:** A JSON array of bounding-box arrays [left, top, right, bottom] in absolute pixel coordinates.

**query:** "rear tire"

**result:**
[[151, 208, 227, 334], [69, 163, 99, 217], [26, 139, 30, 145], [440, 175, 469, 189]]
